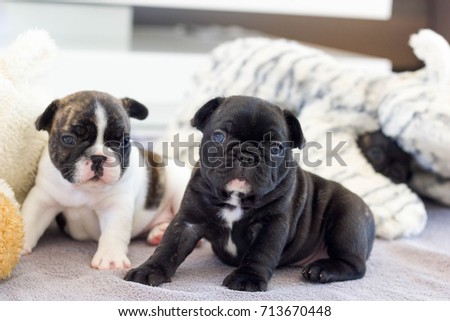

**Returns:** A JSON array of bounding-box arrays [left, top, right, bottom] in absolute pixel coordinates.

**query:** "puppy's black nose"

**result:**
[[91, 155, 107, 164], [237, 154, 257, 167], [91, 155, 107, 176]]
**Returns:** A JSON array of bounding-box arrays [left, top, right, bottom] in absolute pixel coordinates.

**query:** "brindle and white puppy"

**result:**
[[22, 91, 190, 269]]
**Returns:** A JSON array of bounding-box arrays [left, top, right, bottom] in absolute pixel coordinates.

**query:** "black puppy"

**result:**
[[125, 96, 375, 292]]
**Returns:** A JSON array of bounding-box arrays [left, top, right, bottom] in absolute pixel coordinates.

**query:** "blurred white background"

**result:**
[[2, 0, 447, 138]]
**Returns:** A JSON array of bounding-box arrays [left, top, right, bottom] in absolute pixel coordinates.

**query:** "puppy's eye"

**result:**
[[61, 133, 77, 146], [212, 130, 226, 144], [270, 142, 284, 156], [122, 137, 131, 148]]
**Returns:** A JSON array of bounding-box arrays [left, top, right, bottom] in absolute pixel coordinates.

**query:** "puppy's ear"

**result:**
[[36, 100, 59, 132], [121, 97, 149, 120], [283, 109, 306, 149], [191, 97, 225, 131]]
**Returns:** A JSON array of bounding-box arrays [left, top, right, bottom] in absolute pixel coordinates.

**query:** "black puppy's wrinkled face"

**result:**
[[191, 96, 305, 197], [36, 91, 148, 186], [357, 130, 413, 184]]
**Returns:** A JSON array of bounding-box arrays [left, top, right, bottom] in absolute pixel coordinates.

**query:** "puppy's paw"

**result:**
[[302, 263, 331, 283], [147, 223, 170, 246], [302, 259, 364, 283], [223, 269, 268, 292], [91, 250, 131, 270], [124, 264, 170, 286]]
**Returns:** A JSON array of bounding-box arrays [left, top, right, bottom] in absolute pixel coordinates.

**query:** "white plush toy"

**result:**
[[0, 29, 57, 278], [0, 29, 57, 203], [169, 29, 450, 239]]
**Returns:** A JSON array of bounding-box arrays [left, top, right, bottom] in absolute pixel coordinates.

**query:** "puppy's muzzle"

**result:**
[[233, 142, 260, 168], [91, 155, 107, 177], [236, 153, 257, 167]]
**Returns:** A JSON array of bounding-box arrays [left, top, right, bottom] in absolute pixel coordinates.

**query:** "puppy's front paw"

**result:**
[[91, 250, 131, 270], [223, 269, 268, 292], [124, 264, 170, 286]]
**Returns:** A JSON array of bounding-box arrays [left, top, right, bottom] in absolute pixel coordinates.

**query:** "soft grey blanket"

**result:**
[[2, 202, 449, 301]]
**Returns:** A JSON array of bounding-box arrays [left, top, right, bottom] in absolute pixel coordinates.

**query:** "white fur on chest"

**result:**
[[219, 192, 244, 257]]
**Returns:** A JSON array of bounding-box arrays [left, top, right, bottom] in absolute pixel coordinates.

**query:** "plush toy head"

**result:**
[[0, 29, 57, 203], [377, 29, 450, 177], [0, 179, 23, 280]]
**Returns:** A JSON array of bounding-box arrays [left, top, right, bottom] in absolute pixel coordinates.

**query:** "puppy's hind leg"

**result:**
[[146, 203, 174, 246], [302, 199, 375, 283], [147, 222, 170, 246]]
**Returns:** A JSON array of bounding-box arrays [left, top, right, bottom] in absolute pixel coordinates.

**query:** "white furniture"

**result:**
[[48, 0, 393, 20], [1, 0, 393, 49], [39, 50, 209, 138]]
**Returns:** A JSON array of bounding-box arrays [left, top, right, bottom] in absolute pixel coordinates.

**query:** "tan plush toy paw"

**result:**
[[0, 179, 23, 280]]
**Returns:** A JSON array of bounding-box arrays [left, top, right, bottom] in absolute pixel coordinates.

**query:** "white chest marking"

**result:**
[[219, 192, 243, 257]]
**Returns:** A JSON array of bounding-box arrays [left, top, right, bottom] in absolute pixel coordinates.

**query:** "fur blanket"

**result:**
[[167, 30, 450, 239]]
